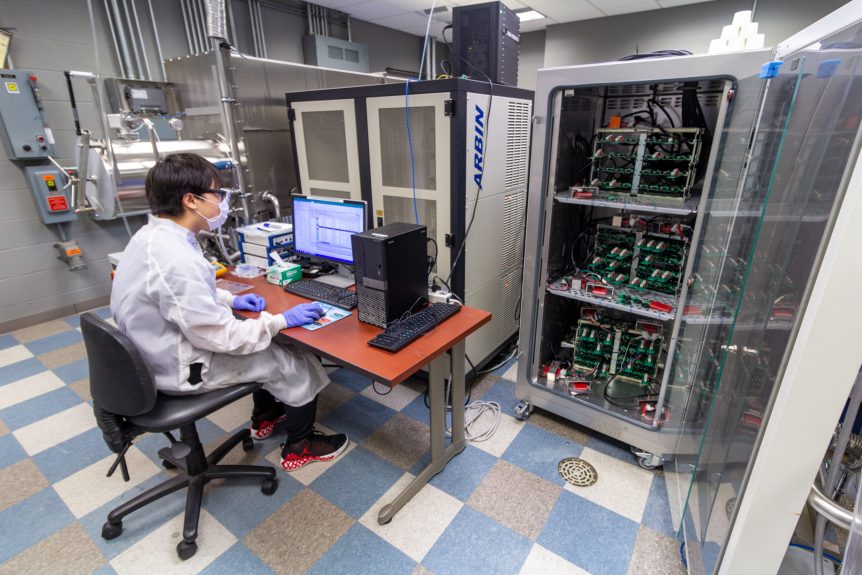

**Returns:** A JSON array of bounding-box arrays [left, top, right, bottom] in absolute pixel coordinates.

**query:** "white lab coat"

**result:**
[[110, 215, 328, 406]]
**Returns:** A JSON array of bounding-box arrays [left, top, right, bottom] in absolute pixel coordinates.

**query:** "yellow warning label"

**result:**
[[5, 82, 19, 94]]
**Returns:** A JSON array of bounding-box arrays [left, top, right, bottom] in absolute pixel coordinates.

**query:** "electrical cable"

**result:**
[[477, 346, 517, 375], [405, 80, 419, 225], [371, 380, 393, 396], [787, 543, 841, 566]]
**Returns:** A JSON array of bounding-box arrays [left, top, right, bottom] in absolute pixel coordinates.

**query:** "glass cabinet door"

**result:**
[[671, 26, 862, 574]]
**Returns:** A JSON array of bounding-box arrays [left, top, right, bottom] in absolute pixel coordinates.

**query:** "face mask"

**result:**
[[194, 192, 230, 230]]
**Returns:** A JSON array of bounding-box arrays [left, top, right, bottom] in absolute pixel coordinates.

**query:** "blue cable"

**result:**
[[405, 79, 419, 225], [679, 542, 687, 568], [788, 542, 842, 565]]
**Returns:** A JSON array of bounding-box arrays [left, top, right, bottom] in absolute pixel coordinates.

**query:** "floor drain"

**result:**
[[558, 457, 598, 487]]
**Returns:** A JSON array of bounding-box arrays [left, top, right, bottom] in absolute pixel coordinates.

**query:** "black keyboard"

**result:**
[[368, 303, 462, 352], [284, 279, 357, 310]]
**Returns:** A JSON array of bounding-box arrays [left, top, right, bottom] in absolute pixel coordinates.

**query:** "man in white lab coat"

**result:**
[[111, 153, 348, 472]]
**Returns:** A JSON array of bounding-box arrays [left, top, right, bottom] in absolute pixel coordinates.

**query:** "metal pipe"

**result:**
[[347, 14, 351, 41], [129, 0, 152, 79], [260, 191, 280, 220], [193, 0, 206, 53], [213, 45, 250, 224], [64, 71, 83, 136], [187, 0, 201, 53], [109, 0, 137, 78], [226, 0, 238, 46], [146, 0, 167, 80], [256, 0, 267, 58], [248, 0, 260, 56], [324, 7, 329, 37], [122, 0, 145, 79], [179, 0, 194, 55], [809, 483, 853, 531], [102, 0, 129, 77], [312, 4, 318, 36], [197, 0, 210, 50], [307, 3, 313, 36]]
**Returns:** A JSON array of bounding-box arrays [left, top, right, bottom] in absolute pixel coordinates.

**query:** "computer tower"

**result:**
[[287, 79, 532, 371], [352, 222, 427, 328], [452, 1, 520, 86]]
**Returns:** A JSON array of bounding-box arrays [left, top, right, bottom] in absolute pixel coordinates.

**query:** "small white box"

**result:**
[[721, 24, 741, 42], [243, 254, 270, 269], [709, 39, 729, 54], [745, 34, 765, 50], [732, 10, 752, 26]]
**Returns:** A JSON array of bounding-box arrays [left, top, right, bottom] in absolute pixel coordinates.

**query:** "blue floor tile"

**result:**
[[311, 446, 403, 519], [32, 427, 111, 483], [80, 471, 188, 560], [204, 471, 303, 538], [200, 542, 275, 575], [92, 564, 118, 575], [491, 355, 518, 378], [0, 357, 47, 386], [0, 434, 27, 470], [642, 474, 677, 538], [0, 488, 75, 564], [64, 314, 82, 329], [53, 358, 90, 384], [24, 329, 82, 355], [320, 394, 396, 443], [308, 524, 415, 575], [539, 491, 639, 575], [0, 334, 18, 350], [410, 444, 497, 502], [92, 307, 113, 320], [400, 391, 431, 425], [424, 506, 532, 575], [0, 386, 83, 430], [477, 378, 519, 412], [586, 432, 638, 464], [328, 368, 373, 393], [502, 423, 583, 486]]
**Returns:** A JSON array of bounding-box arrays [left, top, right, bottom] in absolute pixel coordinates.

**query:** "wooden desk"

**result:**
[[229, 273, 491, 523]]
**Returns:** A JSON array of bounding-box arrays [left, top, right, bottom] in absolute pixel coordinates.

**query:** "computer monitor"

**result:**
[[292, 195, 366, 286]]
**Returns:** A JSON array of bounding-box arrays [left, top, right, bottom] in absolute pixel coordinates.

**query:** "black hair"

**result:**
[[145, 153, 223, 216]]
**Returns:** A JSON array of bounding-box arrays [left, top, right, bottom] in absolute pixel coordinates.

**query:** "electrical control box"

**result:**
[[0, 70, 53, 160], [452, 1, 520, 86], [24, 165, 75, 224]]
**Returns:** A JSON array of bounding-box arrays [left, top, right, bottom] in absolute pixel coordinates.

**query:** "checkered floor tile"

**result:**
[[0, 307, 685, 574]]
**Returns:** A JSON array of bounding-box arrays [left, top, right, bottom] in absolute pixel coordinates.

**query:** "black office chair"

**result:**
[[81, 312, 278, 561]]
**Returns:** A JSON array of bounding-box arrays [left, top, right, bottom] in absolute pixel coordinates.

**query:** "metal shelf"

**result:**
[[555, 191, 700, 216], [547, 282, 677, 321]]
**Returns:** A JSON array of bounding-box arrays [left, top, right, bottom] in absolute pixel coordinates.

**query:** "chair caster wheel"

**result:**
[[176, 540, 197, 561], [162, 459, 177, 470], [242, 437, 254, 452], [101, 521, 123, 540], [261, 478, 278, 496]]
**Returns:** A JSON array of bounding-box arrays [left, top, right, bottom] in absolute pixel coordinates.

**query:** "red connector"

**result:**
[[649, 300, 673, 313]]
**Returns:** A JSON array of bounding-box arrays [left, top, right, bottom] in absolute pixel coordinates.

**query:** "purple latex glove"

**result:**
[[232, 293, 266, 312], [283, 303, 325, 327]]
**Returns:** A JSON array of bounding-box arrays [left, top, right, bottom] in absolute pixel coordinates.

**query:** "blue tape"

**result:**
[[759, 60, 784, 79]]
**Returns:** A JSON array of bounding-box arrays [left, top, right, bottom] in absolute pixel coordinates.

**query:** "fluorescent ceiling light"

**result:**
[[515, 9, 545, 22]]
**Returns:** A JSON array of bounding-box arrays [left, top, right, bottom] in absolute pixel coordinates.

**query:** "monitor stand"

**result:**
[[313, 264, 355, 289]]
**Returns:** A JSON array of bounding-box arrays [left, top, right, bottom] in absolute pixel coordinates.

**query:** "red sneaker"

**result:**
[[250, 414, 286, 440], [280, 430, 349, 471]]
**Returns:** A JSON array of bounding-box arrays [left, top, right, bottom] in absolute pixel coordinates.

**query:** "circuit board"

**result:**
[[586, 225, 638, 287], [586, 223, 689, 298], [570, 314, 664, 385], [632, 232, 689, 295], [589, 128, 703, 200]]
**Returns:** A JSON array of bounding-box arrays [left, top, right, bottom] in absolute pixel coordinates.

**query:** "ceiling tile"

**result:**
[[597, 1, 661, 16], [310, 0, 369, 8], [450, 0, 525, 8], [532, 0, 603, 21], [346, 0, 411, 20], [657, 0, 713, 7]]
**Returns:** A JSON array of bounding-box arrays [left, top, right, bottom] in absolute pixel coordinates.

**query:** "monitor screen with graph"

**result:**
[[291, 195, 367, 265]]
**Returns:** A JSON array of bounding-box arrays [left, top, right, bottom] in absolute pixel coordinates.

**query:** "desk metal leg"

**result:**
[[378, 341, 467, 524]]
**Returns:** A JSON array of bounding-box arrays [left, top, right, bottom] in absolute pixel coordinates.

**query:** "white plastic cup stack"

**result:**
[[707, 10, 763, 54]]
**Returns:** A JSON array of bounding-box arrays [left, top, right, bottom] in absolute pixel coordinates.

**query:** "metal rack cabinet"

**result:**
[[516, 51, 771, 464]]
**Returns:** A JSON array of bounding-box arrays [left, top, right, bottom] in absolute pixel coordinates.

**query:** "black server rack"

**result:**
[[452, 1, 520, 86]]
